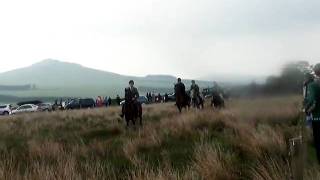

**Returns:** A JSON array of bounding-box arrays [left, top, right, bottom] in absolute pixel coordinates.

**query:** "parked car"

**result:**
[[38, 103, 53, 111], [12, 104, 38, 114], [17, 100, 42, 106], [65, 98, 96, 110], [166, 93, 176, 102], [138, 96, 149, 105], [120, 96, 149, 106], [0, 104, 12, 115]]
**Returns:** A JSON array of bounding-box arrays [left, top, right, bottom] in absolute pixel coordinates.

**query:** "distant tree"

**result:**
[[264, 61, 309, 94]]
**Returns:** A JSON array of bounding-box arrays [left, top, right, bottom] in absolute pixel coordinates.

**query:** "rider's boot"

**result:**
[[120, 105, 125, 118]]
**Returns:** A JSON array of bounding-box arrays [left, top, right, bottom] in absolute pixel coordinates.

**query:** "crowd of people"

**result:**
[[145, 92, 170, 103]]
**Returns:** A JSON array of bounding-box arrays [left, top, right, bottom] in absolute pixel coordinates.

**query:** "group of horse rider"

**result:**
[[120, 78, 224, 118], [117, 64, 320, 165]]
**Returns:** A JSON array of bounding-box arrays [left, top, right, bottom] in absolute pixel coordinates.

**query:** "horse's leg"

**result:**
[[196, 99, 200, 109], [126, 119, 129, 127], [140, 116, 143, 126]]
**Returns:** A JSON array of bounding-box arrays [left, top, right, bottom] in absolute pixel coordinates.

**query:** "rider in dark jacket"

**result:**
[[175, 78, 186, 105], [175, 78, 186, 96], [121, 80, 139, 117]]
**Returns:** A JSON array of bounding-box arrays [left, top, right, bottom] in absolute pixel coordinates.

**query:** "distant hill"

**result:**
[[0, 59, 211, 97], [0, 59, 127, 87]]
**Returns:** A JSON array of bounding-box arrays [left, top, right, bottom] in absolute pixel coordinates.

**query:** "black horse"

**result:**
[[211, 92, 225, 109], [191, 95, 205, 109], [124, 101, 143, 127], [176, 93, 191, 113]]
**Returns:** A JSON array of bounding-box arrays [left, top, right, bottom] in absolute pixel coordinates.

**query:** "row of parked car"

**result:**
[[0, 95, 172, 116], [0, 97, 114, 116], [0, 103, 53, 115]]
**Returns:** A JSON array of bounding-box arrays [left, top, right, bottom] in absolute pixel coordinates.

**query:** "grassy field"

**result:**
[[0, 96, 318, 179]]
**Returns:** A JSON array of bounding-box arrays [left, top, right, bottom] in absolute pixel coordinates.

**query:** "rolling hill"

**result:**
[[0, 59, 211, 98]]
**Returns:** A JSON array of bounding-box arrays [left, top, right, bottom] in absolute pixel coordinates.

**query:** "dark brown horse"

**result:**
[[211, 92, 225, 109], [192, 95, 205, 109], [124, 101, 142, 127], [176, 93, 191, 113]]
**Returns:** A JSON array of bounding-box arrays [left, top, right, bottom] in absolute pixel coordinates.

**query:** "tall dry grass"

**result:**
[[0, 95, 317, 179]]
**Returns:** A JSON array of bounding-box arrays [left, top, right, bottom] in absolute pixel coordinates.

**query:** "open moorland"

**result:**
[[0, 96, 318, 179]]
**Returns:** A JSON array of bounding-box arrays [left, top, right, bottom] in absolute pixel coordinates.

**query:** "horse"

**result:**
[[124, 101, 143, 127], [191, 95, 205, 109], [211, 92, 225, 109], [198, 96, 205, 109], [176, 93, 191, 113]]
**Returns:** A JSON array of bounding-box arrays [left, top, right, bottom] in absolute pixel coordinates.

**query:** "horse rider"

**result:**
[[174, 78, 186, 105], [304, 63, 320, 163], [175, 78, 185, 95], [213, 81, 223, 96], [120, 80, 140, 118], [211, 81, 225, 108], [190, 80, 200, 107]]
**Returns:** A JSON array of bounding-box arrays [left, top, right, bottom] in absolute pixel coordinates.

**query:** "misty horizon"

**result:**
[[0, 59, 269, 83]]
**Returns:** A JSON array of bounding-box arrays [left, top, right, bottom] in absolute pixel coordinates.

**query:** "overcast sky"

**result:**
[[0, 0, 319, 79]]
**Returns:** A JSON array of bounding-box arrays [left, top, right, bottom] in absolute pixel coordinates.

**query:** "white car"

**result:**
[[12, 104, 39, 114], [0, 104, 12, 115]]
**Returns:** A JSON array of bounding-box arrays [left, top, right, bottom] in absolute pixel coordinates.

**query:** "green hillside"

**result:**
[[0, 59, 212, 97]]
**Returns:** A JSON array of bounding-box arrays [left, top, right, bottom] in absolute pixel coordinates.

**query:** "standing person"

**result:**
[[303, 73, 315, 128], [190, 80, 200, 108], [97, 96, 103, 107], [146, 93, 150, 102], [104, 96, 109, 107], [305, 63, 320, 163], [148, 92, 151, 102], [158, 93, 162, 103], [152, 93, 156, 103], [116, 95, 121, 106], [164, 93, 169, 103], [108, 97, 112, 106]]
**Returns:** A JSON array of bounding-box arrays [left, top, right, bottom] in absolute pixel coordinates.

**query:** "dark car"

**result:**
[[138, 96, 149, 105], [166, 93, 176, 102], [65, 98, 96, 110]]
